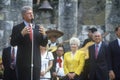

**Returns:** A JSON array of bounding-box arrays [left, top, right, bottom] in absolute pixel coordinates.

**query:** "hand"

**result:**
[[52, 72, 57, 77], [109, 70, 115, 80], [39, 25, 46, 35], [10, 63, 15, 70], [67, 73, 73, 79], [40, 71, 46, 76], [21, 26, 31, 36], [71, 73, 76, 79]]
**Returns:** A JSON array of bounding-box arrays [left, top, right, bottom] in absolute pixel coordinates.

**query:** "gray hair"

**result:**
[[21, 6, 32, 16], [69, 37, 80, 46]]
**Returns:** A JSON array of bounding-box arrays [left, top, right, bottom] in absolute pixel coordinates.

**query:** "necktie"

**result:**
[[95, 44, 99, 59], [29, 24, 32, 41], [57, 57, 62, 68], [11, 47, 15, 62], [11, 47, 15, 69]]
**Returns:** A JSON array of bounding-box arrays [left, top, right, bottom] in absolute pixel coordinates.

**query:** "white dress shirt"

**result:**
[[56, 56, 65, 77], [11, 46, 17, 64], [117, 38, 120, 46]]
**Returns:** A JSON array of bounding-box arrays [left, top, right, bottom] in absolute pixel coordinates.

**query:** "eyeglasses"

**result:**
[[57, 50, 63, 51]]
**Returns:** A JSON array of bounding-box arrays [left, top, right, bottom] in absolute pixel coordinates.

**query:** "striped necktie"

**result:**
[[95, 44, 99, 59]]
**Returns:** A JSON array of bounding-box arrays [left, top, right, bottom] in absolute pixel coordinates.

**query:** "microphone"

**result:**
[[31, 19, 35, 29], [31, 18, 34, 23]]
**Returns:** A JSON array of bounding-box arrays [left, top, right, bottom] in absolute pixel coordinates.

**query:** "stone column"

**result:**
[[105, 0, 112, 41], [105, 0, 118, 42], [21, 0, 33, 6], [0, 0, 13, 48], [58, 0, 78, 51]]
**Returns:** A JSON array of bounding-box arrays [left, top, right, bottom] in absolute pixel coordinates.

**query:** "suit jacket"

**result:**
[[89, 41, 109, 80], [10, 22, 48, 80], [2, 46, 17, 80], [64, 50, 85, 75], [108, 39, 120, 79]]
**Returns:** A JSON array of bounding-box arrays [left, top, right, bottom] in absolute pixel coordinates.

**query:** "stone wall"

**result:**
[[0, 0, 120, 52]]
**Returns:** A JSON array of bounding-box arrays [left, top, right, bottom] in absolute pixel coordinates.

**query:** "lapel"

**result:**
[[7, 47, 11, 55], [96, 42, 106, 59], [7, 47, 12, 61], [97, 42, 102, 59], [115, 39, 120, 49]]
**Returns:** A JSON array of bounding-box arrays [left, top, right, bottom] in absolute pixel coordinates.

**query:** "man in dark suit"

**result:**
[[88, 31, 109, 80], [10, 6, 48, 80], [2, 45, 17, 80], [108, 26, 120, 80], [81, 27, 97, 80]]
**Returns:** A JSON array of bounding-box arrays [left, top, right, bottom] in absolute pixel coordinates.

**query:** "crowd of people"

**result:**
[[1, 5, 120, 80]]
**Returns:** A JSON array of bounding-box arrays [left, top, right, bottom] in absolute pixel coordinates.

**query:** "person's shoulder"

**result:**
[[64, 51, 71, 55], [109, 39, 117, 45], [88, 44, 94, 49], [84, 38, 91, 42], [4, 46, 11, 49], [82, 38, 92, 47], [77, 50, 85, 56], [15, 22, 24, 26], [3, 46, 11, 52], [13, 22, 24, 28]]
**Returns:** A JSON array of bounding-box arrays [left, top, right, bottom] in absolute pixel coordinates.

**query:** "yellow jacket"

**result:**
[[64, 50, 85, 75]]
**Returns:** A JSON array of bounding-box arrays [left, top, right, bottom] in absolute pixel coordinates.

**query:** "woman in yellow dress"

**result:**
[[63, 37, 85, 80]]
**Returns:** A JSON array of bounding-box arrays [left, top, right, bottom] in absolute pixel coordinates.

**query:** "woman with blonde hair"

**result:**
[[63, 37, 85, 80]]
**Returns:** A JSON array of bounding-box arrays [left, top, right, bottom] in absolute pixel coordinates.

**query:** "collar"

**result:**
[[117, 38, 120, 46], [117, 38, 120, 41], [95, 41, 102, 47], [23, 20, 31, 26], [12, 46, 17, 50]]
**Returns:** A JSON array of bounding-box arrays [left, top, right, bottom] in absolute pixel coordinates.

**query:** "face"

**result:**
[[70, 43, 78, 51], [93, 32, 102, 44], [50, 36, 57, 42], [116, 27, 120, 38], [56, 47, 64, 57], [23, 10, 34, 23], [88, 31, 93, 38]]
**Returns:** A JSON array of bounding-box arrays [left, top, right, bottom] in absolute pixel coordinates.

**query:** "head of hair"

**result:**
[[69, 37, 80, 46], [88, 27, 97, 33], [21, 6, 32, 16], [57, 44, 65, 53], [115, 26, 120, 32]]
